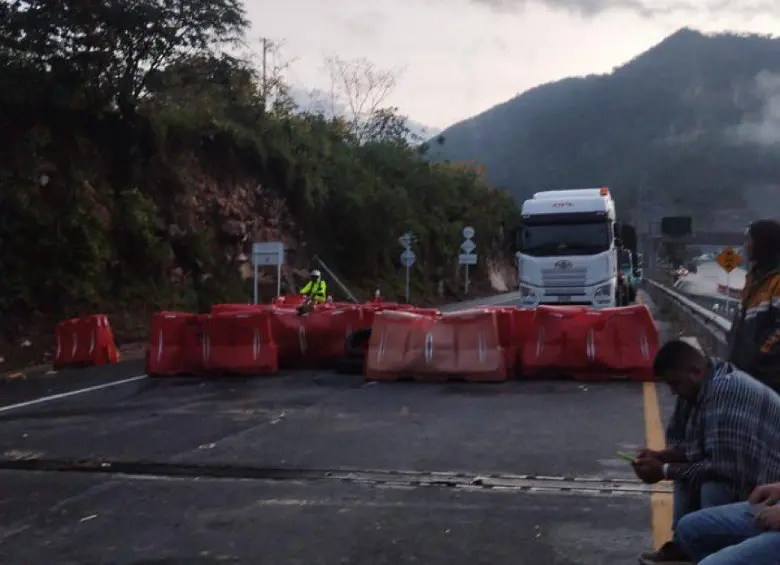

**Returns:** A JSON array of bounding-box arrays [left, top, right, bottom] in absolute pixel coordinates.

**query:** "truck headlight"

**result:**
[[520, 285, 536, 298], [594, 283, 612, 298]]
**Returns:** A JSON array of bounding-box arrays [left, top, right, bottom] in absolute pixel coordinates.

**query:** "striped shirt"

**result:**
[[665, 359, 780, 498]]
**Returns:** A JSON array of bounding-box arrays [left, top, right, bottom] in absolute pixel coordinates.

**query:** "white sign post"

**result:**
[[399, 232, 415, 303], [252, 242, 285, 304], [459, 226, 477, 294]]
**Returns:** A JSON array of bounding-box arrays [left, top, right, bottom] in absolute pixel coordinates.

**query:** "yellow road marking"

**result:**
[[643, 382, 673, 548], [637, 291, 674, 548]]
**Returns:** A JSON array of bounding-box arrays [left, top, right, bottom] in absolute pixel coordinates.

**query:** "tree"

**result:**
[[322, 55, 405, 142], [1, 0, 249, 114]]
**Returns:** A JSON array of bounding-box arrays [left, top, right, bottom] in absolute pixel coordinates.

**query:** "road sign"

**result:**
[[459, 253, 477, 265], [251, 242, 285, 304], [716, 247, 742, 273], [399, 232, 413, 248], [461, 240, 476, 253], [463, 226, 474, 239], [252, 242, 284, 266], [400, 249, 416, 267]]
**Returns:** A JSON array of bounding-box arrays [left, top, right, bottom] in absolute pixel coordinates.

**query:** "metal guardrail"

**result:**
[[644, 279, 733, 358]]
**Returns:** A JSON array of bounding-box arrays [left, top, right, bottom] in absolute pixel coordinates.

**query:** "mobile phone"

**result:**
[[616, 451, 637, 463]]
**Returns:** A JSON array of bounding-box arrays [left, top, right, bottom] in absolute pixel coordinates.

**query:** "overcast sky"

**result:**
[[243, 0, 780, 130]]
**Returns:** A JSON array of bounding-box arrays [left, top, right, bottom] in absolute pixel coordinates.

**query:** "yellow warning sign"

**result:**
[[716, 247, 742, 273]]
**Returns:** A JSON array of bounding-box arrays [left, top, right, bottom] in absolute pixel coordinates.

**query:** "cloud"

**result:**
[[469, 0, 780, 18], [730, 71, 780, 146]]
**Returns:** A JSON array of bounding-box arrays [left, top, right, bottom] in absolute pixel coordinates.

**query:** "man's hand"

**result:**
[[749, 483, 780, 505], [632, 458, 665, 484], [756, 506, 780, 531], [636, 449, 661, 461]]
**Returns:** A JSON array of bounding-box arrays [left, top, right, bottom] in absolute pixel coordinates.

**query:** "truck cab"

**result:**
[[516, 187, 621, 308]]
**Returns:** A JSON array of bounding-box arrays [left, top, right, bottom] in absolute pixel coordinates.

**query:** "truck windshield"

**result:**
[[522, 222, 610, 256]]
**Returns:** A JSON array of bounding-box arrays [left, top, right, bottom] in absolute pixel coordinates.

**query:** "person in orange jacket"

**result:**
[[728, 219, 780, 392]]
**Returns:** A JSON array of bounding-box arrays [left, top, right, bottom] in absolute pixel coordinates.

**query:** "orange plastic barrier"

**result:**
[[204, 311, 278, 375], [145, 312, 207, 376], [53, 314, 119, 370], [365, 309, 507, 382], [580, 305, 658, 381], [365, 310, 432, 381], [411, 309, 506, 382], [519, 305, 658, 380]]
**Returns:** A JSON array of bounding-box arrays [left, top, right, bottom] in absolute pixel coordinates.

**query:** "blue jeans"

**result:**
[[672, 481, 735, 545], [676, 502, 780, 564]]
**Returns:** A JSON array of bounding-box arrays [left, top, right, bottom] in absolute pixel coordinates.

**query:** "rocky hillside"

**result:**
[[428, 28, 780, 226], [0, 0, 518, 369]]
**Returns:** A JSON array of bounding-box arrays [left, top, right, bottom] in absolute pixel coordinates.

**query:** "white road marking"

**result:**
[[0, 374, 148, 414]]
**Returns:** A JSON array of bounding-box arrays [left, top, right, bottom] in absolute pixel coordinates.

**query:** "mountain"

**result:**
[[428, 28, 780, 229]]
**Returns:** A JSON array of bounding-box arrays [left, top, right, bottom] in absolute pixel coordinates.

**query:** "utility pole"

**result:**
[[261, 37, 268, 112]]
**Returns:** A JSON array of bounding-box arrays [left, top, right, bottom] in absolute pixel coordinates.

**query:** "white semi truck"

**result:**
[[516, 187, 627, 308]]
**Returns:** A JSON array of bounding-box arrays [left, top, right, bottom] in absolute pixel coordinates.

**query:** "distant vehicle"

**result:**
[[516, 187, 626, 308]]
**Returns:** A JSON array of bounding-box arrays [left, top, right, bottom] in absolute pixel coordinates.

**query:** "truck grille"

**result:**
[[541, 268, 587, 287], [545, 287, 586, 296]]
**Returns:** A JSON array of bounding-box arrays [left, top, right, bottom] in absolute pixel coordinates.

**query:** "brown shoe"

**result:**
[[638, 541, 693, 564]]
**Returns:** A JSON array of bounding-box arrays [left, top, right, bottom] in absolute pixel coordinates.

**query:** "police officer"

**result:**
[[299, 269, 327, 303]]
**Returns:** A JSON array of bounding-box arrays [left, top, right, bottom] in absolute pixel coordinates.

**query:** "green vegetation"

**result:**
[[429, 28, 780, 220], [0, 0, 518, 355]]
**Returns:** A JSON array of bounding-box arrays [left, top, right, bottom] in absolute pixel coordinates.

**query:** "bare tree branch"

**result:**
[[323, 55, 405, 142]]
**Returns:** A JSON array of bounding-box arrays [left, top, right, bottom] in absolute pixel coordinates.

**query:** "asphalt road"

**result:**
[[0, 292, 678, 565]]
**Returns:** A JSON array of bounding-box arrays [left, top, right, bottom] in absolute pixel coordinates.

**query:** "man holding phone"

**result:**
[[673, 481, 780, 563], [631, 340, 780, 564]]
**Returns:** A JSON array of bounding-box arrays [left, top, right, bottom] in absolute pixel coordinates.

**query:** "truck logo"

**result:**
[[554, 260, 573, 270], [552, 202, 573, 207]]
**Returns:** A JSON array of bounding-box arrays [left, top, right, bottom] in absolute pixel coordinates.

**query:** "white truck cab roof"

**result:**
[[522, 188, 615, 219]]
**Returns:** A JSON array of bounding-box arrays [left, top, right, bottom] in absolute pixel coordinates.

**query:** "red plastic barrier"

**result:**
[[520, 306, 593, 378], [365, 309, 506, 382], [204, 311, 278, 375], [519, 305, 658, 380], [410, 309, 506, 382], [53, 315, 119, 370], [145, 312, 207, 376], [491, 307, 519, 377], [211, 303, 267, 315], [581, 305, 658, 381], [272, 295, 306, 307], [365, 310, 431, 380], [409, 307, 441, 317], [268, 305, 369, 366]]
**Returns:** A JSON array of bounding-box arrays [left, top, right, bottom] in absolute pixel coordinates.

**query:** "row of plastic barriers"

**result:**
[[144, 298, 424, 376], [142, 297, 659, 382], [366, 305, 658, 382], [53, 315, 120, 369]]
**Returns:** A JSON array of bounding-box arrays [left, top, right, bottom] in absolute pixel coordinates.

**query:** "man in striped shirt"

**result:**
[[632, 339, 780, 564]]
